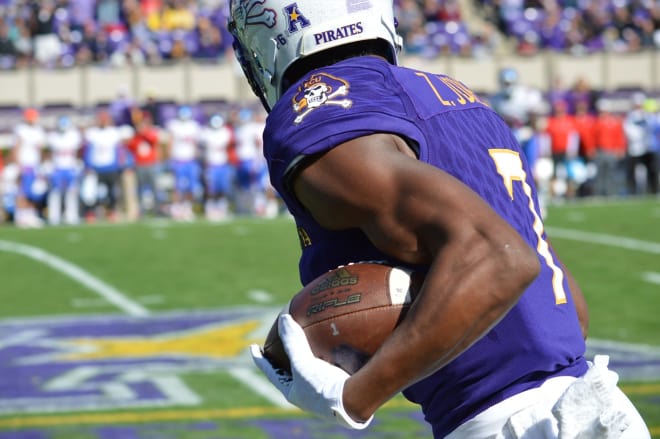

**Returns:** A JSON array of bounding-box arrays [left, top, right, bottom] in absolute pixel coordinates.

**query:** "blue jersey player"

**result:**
[[229, 1, 650, 437]]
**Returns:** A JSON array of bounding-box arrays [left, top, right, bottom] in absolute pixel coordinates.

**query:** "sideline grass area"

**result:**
[[0, 198, 658, 438]]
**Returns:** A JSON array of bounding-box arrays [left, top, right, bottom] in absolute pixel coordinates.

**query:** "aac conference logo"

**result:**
[[0, 310, 265, 414]]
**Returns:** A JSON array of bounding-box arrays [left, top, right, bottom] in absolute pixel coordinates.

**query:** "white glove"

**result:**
[[552, 355, 630, 439], [250, 313, 373, 430]]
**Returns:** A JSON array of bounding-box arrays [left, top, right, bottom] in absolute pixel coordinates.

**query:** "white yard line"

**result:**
[[227, 367, 294, 409], [642, 272, 660, 285], [546, 227, 660, 255], [0, 239, 291, 407], [0, 240, 150, 317]]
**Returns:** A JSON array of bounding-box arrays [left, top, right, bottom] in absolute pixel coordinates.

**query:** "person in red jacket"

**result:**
[[545, 100, 579, 198], [126, 110, 163, 217], [594, 99, 627, 196], [573, 99, 597, 162]]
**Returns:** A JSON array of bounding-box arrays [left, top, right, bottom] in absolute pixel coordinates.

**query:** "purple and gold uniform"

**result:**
[[264, 56, 588, 437]]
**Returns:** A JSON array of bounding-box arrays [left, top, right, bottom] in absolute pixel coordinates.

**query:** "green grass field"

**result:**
[[0, 197, 658, 438]]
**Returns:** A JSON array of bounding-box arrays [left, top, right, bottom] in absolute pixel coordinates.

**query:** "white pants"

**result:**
[[446, 359, 650, 439]]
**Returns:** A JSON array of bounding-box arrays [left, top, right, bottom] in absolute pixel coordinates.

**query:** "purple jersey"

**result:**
[[264, 56, 587, 437]]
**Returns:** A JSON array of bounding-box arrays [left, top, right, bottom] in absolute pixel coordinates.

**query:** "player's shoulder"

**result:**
[[269, 59, 403, 132]]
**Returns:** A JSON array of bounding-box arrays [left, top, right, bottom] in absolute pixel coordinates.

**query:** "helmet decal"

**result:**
[[292, 73, 352, 124], [229, 0, 401, 112], [236, 0, 277, 28], [285, 3, 311, 33], [347, 0, 373, 12]]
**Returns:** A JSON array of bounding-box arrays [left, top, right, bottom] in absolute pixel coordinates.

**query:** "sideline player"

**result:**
[[229, 1, 651, 438], [11, 108, 48, 227], [46, 115, 83, 225], [200, 114, 235, 221], [166, 105, 202, 221]]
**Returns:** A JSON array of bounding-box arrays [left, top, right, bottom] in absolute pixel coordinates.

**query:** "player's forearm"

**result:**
[[343, 226, 540, 422]]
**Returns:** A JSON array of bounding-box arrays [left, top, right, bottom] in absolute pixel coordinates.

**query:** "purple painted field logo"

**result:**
[[0, 309, 266, 414], [0, 309, 658, 418]]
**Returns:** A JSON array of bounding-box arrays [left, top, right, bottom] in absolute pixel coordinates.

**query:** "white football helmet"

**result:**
[[229, 0, 402, 112]]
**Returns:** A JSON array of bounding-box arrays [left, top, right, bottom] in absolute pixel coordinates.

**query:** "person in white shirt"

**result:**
[[83, 110, 133, 222], [11, 108, 47, 228], [166, 105, 202, 221], [46, 115, 83, 225], [200, 114, 235, 221], [623, 93, 659, 195], [233, 108, 276, 216]]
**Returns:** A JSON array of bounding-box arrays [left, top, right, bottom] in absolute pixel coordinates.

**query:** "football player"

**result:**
[[200, 114, 235, 221], [166, 105, 202, 221], [46, 115, 83, 225], [11, 108, 47, 228], [83, 110, 133, 222], [229, 1, 651, 438]]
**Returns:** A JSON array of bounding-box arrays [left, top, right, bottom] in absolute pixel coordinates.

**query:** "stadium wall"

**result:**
[[0, 51, 658, 108]]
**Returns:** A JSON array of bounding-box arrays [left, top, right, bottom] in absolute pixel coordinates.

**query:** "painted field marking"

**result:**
[[0, 239, 290, 409], [546, 227, 660, 255], [248, 289, 274, 304], [0, 240, 150, 317], [642, 272, 660, 285], [0, 397, 415, 429]]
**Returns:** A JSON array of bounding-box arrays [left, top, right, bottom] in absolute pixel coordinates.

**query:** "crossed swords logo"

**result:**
[[237, 0, 277, 28]]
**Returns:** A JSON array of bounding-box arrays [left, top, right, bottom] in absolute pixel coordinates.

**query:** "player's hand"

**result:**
[[250, 313, 373, 430]]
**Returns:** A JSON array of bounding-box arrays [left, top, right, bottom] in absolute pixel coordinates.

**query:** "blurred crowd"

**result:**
[[478, 0, 660, 55], [0, 0, 658, 70], [0, 0, 232, 69], [0, 95, 282, 228]]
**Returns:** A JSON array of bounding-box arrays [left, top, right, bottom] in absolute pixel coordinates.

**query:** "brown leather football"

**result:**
[[262, 262, 424, 375]]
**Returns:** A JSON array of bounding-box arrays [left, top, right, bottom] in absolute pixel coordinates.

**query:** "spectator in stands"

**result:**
[[396, 0, 426, 51], [161, 0, 196, 31], [10, 17, 33, 68], [95, 0, 124, 32], [80, 21, 113, 64], [193, 15, 223, 59], [11, 108, 48, 228], [593, 99, 627, 196], [46, 115, 83, 226], [623, 93, 659, 195], [539, 8, 567, 51], [28, 0, 62, 67], [166, 34, 190, 60], [0, 17, 18, 68], [126, 110, 163, 217], [200, 113, 235, 221], [166, 105, 202, 221]]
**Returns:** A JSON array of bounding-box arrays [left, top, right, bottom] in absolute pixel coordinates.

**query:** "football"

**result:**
[[262, 262, 424, 375]]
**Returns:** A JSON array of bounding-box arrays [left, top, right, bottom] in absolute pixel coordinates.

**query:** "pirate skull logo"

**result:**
[[292, 73, 352, 124]]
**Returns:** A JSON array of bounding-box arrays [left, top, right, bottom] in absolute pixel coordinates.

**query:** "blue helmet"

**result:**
[[178, 105, 193, 120]]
